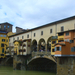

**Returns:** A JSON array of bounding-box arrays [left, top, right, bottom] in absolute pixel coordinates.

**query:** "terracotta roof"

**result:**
[[55, 43, 66, 46]]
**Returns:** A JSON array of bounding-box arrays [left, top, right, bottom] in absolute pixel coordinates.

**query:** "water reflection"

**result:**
[[0, 66, 56, 75]]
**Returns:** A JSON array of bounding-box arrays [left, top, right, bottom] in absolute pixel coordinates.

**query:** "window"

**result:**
[[58, 33, 64, 36], [8, 26, 9, 28], [58, 40, 64, 42], [1, 43, 4, 47], [2, 39, 5, 42], [52, 41, 56, 44], [64, 39, 66, 41], [27, 34, 29, 38], [67, 39, 69, 42], [2, 48, 4, 53], [4, 25, 6, 30], [41, 31, 43, 35], [4, 35, 6, 37], [1, 54, 4, 56], [71, 47, 75, 52], [57, 47, 60, 51], [1, 35, 3, 37], [17, 37, 19, 40], [55, 46, 61, 51], [70, 40, 74, 43], [52, 48, 55, 52], [34, 33, 35, 37], [22, 36, 24, 39], [66, 32, 69, 36], [50, 29, 52, 33], [61, 26, 64, 31]]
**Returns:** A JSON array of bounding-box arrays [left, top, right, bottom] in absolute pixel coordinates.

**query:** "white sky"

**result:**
[[0, 0, 75, 32]]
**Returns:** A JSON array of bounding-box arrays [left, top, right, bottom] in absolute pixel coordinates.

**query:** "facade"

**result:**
[[0, 22, 13, 32], [0, 30, 9, 58], [8, 16, 75, 56], [4, 15, 75, 74]]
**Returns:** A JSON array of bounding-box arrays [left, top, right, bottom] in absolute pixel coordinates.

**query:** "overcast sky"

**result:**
[[0, 0, 75, 32]]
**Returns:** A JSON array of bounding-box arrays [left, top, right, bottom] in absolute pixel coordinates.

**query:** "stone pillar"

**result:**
[[45, 44, 47, 51], [37, 44, 39, 51]]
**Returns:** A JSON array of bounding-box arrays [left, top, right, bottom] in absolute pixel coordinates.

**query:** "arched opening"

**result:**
[[47, 37, 52, 52], [27, 57, 56, 72], [32, 40, 37, 52], [39, 38, 45, 51]]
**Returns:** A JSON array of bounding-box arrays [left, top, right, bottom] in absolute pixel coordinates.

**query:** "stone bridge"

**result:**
[[27, 51, 57, 72]]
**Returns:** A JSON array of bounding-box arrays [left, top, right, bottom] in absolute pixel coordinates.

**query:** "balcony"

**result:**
[[51, 36, 58, 40], [32, 51, 51, 57]]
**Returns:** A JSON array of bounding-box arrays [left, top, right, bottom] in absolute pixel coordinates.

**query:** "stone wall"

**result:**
[[57, 57, 75, 75]]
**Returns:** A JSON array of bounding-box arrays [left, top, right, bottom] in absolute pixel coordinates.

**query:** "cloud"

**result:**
[[0, 0, 75, 32]]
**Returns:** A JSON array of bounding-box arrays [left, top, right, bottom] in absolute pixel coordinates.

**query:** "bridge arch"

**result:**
[[27, 56, 56, 72], [5, 57, 13, 66]]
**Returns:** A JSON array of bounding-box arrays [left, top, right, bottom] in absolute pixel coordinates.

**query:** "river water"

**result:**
[[0, 66, 56, 75]]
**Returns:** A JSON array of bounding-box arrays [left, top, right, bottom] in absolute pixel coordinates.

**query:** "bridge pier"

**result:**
[[13, 55, 30, 70], [57, 57, 75, 75]]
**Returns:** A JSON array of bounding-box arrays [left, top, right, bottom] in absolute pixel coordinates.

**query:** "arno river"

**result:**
[[0, 66, 56, 75]]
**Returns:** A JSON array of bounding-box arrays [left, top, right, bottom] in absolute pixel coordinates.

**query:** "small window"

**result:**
[[22, 36, 24, 39], [67, 39, 69, 42], [8, 26, 9, 28], [17, 37, 19, 40], [66, 32, 69, 36], [52, 41, 56, 44], [58, 33, 64, 36], [27, 34, 29, 38], [41, 31, 43, 35], [61, 26, 64, 31], [2, 39, 5, 42], [1, 43, 4, 47], [56, 46, 61, 51], [1, 54, 4, 56], [4, 25, 6, 27], [70, 40, 74, 43], [71, 47, 75, 52], [1, 35, 3, 37], [34, 33, 35, 37], [50, 29, 52, 33], [52, 48, 55, 52], [64, 39, 66, 41], [4, 25, 6, 30], [2, 48, 4, 53], [4, 35, 6, 37], [57, 47, 60, 51]]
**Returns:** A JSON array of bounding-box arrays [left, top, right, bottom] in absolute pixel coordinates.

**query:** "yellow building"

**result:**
[[58, 32, 64, 42], [14, 40, 20, 55], [51, 36, 58, 55], [13, 39, 31, 56], [0, 30, 9, 58]]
